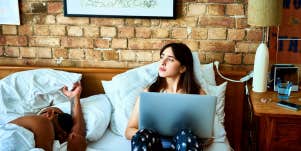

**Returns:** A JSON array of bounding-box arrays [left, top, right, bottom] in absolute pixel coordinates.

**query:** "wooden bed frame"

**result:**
[[0, 66, 246, 151]]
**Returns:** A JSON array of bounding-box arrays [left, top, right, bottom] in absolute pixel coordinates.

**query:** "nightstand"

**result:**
[[248, 86, 301, 151]]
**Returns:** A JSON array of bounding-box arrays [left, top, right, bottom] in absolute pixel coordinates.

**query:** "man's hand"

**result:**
[[62, 82, 82, 99]]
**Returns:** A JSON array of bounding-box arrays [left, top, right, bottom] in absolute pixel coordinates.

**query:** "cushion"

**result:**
[[102, 62, 159, 136], [0, 69, 82, 115], [53, 94, 112, 142], [204, 82, 227, 142], [102, 52, 226, 140]]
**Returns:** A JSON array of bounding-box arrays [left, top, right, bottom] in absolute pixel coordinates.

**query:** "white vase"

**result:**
[[252, 43, 269, 92]]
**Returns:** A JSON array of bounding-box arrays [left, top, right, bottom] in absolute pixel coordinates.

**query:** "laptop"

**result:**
[[139, 92, 217, 139]]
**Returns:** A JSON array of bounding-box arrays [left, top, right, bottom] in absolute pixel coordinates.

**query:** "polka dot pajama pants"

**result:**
[[131, 129, 202, 151]]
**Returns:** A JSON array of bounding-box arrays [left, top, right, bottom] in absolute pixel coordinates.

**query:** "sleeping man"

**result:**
[[0, 82, 86, 151]]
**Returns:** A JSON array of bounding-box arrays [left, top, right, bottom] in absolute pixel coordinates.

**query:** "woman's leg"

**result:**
[[131, 129, 163, 151], [171, 129, 202, 151]]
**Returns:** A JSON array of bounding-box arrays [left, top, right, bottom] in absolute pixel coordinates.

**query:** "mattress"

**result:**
[[87, 129, 233, 151]]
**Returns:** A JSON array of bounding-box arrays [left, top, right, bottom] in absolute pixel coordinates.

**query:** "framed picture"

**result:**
[[63, 0, 176, 19], [0, 0, 20, 25]]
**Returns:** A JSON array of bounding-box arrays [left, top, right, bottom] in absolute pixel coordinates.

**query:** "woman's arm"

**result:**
[[62, 82, 87, 151], [125, 97, 140, 140]]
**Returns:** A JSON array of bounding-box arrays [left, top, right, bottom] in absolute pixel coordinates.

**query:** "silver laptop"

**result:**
[[139, 92, 217, 139]]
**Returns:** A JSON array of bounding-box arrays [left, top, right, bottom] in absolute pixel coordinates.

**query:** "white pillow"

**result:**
[[204, 82, 227, 142], [102, 62, 159, 136], [102, 53, 225, 139], [53, 94, 112, 142], [0, 69, 82, 115]]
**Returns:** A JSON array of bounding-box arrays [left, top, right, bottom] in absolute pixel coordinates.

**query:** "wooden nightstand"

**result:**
[[248, 86, 301, 151]]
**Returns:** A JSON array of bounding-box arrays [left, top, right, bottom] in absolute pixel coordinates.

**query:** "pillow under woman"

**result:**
[[125, 43, 207, 151]]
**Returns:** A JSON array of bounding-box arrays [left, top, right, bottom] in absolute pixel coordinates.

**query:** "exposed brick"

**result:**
[[125, 19, 151, 26], [198, 52, 207, 63], [67, 26, 83, 36], [243, 54, 255, 64], [30, 36, 59, 47], [94, 39, 110, 48], [171, 28, 188, 39], [69, 49, 85, 60], [187, 3, 206, 16], [48, 2, 62, 14], [102, 50, 119, 61], [61, 37, 93, 48], [49, 25, 66, 36], [20, 2, 31, 13], [191, 28, 207, 40], [205, 52, 224, 63], [161, 17, 197, 28], [224, 53, 242, 64], [86, 49, 102, 60], [112, 39, 127, 49], [0, 36, 6, 45], [118, 27, 134, 38], [2, 25, 17, 35], [20, 47, 36, 58], [53, 48, 68, 59], [236, 42, 258, 53], [152, 28, 169, 38], [0, 47, 3, 56], [228, 29, 245, 40], [226, 4, 244, 16], [151, 20, 160, 26], [127, 62, 151, 68], [135, 27, 151, 38], [183, 40, 199, 51], [56, 14, 89, 25], [120, 50, 136, 61], [129, 39, 163, 50], [246, 29, 262, 41], [236, 17, 248, 29], [37, 47, 52, 58], [6, 36, 28, 46], [207, 4, 225, 16], [152, 50, 160, 61], [198, 16, 235, 28], [19, 25, 33, 36], [31, 2, 47, 13], [208, 28, 227, 40], [4, 47, 19, 57], [45, 15, 56, 24], [100, 27, 117, 38], [207, 0, 235, 3], [199, 40, 235, 52], [91, 18, 124, 26], [84, 26, 99, 37], [136, 51, 153, 62], [34, 25, 49, 36]]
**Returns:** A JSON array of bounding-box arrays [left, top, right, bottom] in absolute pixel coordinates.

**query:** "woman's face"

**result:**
[[158, 47, 186, 78]]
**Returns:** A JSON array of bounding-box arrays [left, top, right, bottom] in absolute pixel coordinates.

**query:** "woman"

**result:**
[[125, 43, 206, 151]]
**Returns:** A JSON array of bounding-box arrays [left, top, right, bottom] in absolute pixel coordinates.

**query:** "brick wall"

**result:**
[[0, 0, 260, 70]]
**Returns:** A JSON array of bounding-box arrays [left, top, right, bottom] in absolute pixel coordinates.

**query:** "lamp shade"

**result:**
[[248, 0, 283, 26]]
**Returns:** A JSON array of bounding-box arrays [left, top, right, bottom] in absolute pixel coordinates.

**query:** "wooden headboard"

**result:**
[[0, 66, 246, 151]]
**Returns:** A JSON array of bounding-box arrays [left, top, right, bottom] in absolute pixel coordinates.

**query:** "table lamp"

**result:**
[[248, 0, 283, 92]]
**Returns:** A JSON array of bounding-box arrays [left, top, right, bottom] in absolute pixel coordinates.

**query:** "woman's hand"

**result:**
[[62, 82, 82, 99]]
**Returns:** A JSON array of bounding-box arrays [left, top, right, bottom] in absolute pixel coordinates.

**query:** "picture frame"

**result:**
[[0, 0, 20, 25], [63, 0, 176, 19]]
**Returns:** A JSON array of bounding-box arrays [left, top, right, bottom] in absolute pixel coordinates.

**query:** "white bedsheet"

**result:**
[[87, 129, 232, 151]]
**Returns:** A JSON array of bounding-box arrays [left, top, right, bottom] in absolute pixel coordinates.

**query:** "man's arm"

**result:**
[[62, 82, 87, 151]]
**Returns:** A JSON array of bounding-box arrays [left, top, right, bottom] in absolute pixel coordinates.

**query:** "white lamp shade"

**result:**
[[252, 43, 269, 92], [248, 0, 283, 26]]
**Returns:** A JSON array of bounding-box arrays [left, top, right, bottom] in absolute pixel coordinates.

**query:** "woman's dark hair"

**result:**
[[57, 113, 73, 134], [149, 43, 201, 94]]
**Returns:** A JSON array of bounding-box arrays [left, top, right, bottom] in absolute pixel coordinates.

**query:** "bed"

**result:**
[[0, 65, 246, 151]]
